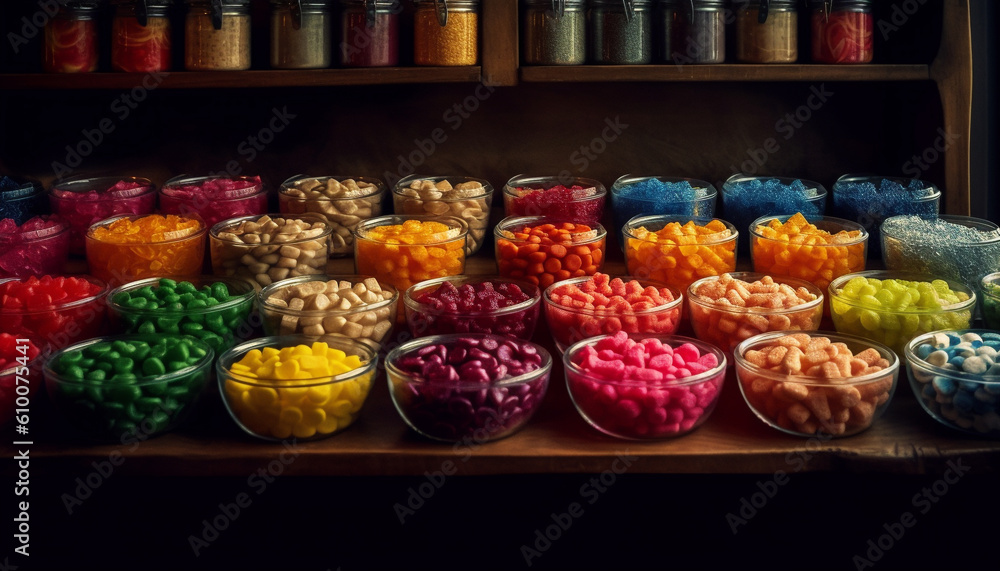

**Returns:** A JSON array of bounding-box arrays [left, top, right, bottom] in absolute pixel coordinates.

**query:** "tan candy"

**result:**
[[392, 178, 492, 255], [279, 177, 385, 257], [211, 215, 331, 288], [263, 277, 397, 345]]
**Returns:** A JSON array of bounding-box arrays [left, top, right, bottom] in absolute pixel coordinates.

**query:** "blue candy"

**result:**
[[948, 356, 965, 369], [933, 376, 957, 395], [954, 390, 975, 413]]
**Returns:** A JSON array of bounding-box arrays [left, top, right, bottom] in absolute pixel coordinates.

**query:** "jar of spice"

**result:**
[[340, 0, 402, 67], [270, 0, 332, 69], [184, 0, 251, 70], [735, 0, 797, 63], [44, 1, 104, 73], [809, 0, 873, 64], [414, 0, 479, 66], [589, 0, 654, 65], [659, 0, 727, 64], [111, 0, 173, 72], [522, 0, 586, 66]]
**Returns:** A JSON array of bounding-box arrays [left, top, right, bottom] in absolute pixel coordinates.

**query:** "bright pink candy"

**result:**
[[160, 176, 267, 228], [568, 332, 724, 438], [507, 185, 605, 225], [49, 179, 156, 254], [406, 280, 540, 340], [0, 216, 70, 278]]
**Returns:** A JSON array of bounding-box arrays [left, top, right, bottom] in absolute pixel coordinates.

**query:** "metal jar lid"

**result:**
[[415, 0, 480, 27]]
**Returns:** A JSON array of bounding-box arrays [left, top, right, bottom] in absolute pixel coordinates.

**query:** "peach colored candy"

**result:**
[[625, 219, 736, 294], [739, 333, 893, 436], [355, 219, 466, 296], [496, 222, 606, 289], [751, 212, 865, 292], [688, 274, 822, 354]]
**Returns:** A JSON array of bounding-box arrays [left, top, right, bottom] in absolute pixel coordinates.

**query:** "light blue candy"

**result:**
[[933, 376, 957, 395], [946, 333, 962, 346], [917, 344, 934, 359], [960, 380, 979, 391], [981, 332, 1000, 341], [948, 356, 966, 369]]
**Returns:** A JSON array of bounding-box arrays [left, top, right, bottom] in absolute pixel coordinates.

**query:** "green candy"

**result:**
[[143, 357, 166, 376], [159, 278, 177, 289]]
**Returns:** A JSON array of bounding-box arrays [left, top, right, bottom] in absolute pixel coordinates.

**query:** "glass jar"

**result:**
[[340, 0, 402, 67], [735, 0, 797, 63], [589, 0, 654, 65], [271, 0, 331, 69], [660, 0, 727, 64], [184, 0, 251, 70], [111, 0, 173, 72], [522, 0, 586, 66], [414, 0, 479, 66], [44, 1, 103, 73], [809, 0, 873, 64]]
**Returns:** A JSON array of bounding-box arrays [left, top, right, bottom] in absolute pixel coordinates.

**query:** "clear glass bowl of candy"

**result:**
[[503, 175, 606, 226], [44, 334, 214, 441], [404, 276, 541, 341], [218, 335, 380, 441], [86, 213, 207, 287], [981, 272, 1000, 329], [610, 175, 717, 239], [494, 216, 607, 289], [564, 332, 726, 440], [385, 333, 552, 443], [904, 329, 1000, 437], [734, 331, 899, 438], [49, 176, 157, 255], [0, 216, 71, 278], [0, 274, 109, 351], [278, 175, 386, 258], [830, 174, 939, 257], [160, 174, 269, 230], [392, 175, 494, 255]]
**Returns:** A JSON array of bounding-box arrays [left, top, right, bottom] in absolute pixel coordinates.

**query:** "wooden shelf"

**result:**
[[520, 64, 933, 83]]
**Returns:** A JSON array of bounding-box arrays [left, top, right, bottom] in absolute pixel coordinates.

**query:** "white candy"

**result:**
[[932, 332, 952, 348], [962, 356, 989, 374], [976, 346, 998, 361], [960, 332, 983, 343], [927, 350, 950, 367]]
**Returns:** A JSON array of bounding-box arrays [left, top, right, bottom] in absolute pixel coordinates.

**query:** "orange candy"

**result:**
[[355, 219, 466, 296], [494, 220, 606, 289], [751, 213, 866, 292], [624, 218, 737, 294], [85, 214, 205, 286]]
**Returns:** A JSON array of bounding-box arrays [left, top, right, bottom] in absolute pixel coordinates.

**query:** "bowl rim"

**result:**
[[828, 270, 977, 314], [50, 176, 157, 199], [831, 174, 941, 201], [404, 275, 541, 318], [563, 332, 727, 387], [749, 213, 869, 246], [278, 174, 386, 200], [686, 272, 824, 315], [108, 275, 257, 317], [385, 333, 553, 389], [733, 330, 899, 387], [502, 174, 608, 200], [43, 334, 215, 387], [0, 216, 70, 243], [353, 214, 470, 245], [258, 274, 399, 316], [721, 174, 828, 199], [0, 274, 109, 315], [622, 214, 738, 244], [904, 328, 1000, 386], [217, 334, 380, 388], [209, 212, 333, 243], [86, 213, 207, 245], [494, 215, 607, 242], [161, 174, 265, 202], [542, 275, 684, 316], [392, 174, 494, 199], [610, 174, 718, 202], [880, 214, 1000, 245]]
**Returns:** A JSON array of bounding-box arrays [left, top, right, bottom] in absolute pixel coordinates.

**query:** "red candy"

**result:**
[[566, 332, 725, 439], [49, 178, 156, 254], [0, 216, 70, 278], [0, 275, 107, 350], [506, 185, 605, 225], [0, 334, 41, 426], [543, 273, 681, 351], [405, 278, 540, 339], [160, 176, 267, 229]]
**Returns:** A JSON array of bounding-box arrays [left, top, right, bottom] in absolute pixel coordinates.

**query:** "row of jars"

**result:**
[[525, 0, 875, 65], [42, 0, 479, 72]]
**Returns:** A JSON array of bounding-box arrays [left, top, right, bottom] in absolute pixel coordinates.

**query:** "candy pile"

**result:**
[[831, 178, 937, 253], [544, 273, 681, 351], [1, 275, 107, 350], [109, 278, 255, 354], [723, 178, 824, 242], [223, 341, 374, 440], [50, 179, 156, 254], [983, 278, 1000, 330], [624, 218, 736, 293], [405, 279, 539, 339], [908, 331, 1000, 435], [688, 273, 822, 355], [261, 277, 396, 344], [0, 334, 41, 426], [504, 184, 605, 225], [394, 178, 492, 254], [566, 332, 724, 439], [46, 336, 212, 440], [0, 216, 70, 278], [495, 220, 605, 288], [355, 218, 467, 296], [211, 214, 331, 288], [612, 178, 714, 227], [160, 176, 267, 229], [752, 213, 866, 292], [0, 177, 44, 225], [389, 336, 548, 441], [279, 177, 384, 257], [829, 275, 973, 353], [86, 214, 205, 286], [737, 333, 895, 436]]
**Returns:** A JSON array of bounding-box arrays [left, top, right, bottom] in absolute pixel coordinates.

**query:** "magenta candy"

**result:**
[[565, 332, 726, 439], [49, 177, 156, 255], [404, 277, 541, 340], [0, 216, 70, 278], [503, 177, 607, 226], [387, 334, 551, 442], [160, 175, 267, 229]]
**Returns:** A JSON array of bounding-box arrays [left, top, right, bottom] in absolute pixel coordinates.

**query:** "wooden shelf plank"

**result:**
[[520, 64, 932, 83], [0, 67, 483, 90]]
